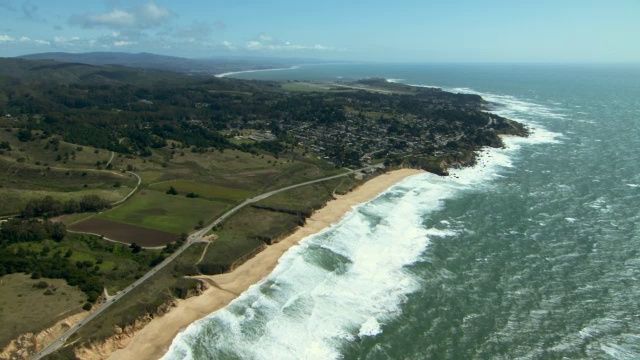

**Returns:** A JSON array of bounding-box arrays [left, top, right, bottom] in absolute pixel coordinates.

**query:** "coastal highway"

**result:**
[[32, 165, 382, 359]]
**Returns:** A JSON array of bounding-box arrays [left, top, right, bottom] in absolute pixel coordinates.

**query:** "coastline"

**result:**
[[106, 168, 423, 360], [214, 65, 300, 78]]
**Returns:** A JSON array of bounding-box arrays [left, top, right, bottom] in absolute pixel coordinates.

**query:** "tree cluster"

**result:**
[[0, 218, 66, 245], [21, 195, 111, 218]]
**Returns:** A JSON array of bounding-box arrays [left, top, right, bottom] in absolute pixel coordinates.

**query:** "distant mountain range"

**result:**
[[18, 52, 333, 75]]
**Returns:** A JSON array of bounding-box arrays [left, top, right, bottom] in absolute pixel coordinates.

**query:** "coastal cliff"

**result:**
[[36, 280, 208, 360], [74, 301, 176, 360], [0, 313, 85, 360]]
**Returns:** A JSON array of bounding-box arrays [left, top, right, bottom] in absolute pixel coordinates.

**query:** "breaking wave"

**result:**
[[162, 84, 562, 360]]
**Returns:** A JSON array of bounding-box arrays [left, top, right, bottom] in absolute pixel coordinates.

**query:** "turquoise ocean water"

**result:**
[[163, 64, 640, 359]]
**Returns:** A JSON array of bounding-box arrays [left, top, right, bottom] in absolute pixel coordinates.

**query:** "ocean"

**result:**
[[162, 63, 640, 359]]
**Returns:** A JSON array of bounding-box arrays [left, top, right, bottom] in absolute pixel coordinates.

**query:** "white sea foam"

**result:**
[[162, 81, 565, 360]]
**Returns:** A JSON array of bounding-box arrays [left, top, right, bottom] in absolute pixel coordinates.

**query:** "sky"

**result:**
[[0, 0, 639, 63]]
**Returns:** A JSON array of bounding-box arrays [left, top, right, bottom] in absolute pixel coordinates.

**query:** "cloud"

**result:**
[[222, 40, 235, 49], [173, 20, 212, 39], [213, 20, 226, 31], [0, 34, 50, 45], [0, 0, 15, 12], [53, 36, 81, 45], [244, 34, 335, 52], [69, 2, 175, 29], [113, 40, 136, 47], [246, 40, 262, 50], [21, 1, 46, 23], [0, 34, 15, 42]]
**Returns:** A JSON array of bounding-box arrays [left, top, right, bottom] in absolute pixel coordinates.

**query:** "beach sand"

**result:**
[[107, 169, 423, 360]]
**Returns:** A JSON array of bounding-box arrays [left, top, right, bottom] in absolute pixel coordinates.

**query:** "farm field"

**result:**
[[68, 217, 178, 247], [149, 180, 254, 202], [96, 189, 230, 235]]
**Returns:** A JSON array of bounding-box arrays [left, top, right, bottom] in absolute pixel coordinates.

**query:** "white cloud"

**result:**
[[2, 35, 51, 45], [113, 40, 136, 47], [246, 40, 262, 50], [89, 9, 137, 28], [140, 3, 172, 23], [70, 2, 174, 29], [53, 36, 81, 45], [0, 34, 15, 42], [245, 34, 335, 52], [222, 40, 235, 49]]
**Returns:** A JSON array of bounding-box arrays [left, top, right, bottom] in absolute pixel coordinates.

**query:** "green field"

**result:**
[[97, 189, 230, 234], [149, 180, 254, 202], [0, 187, 131, 216], [256, 176, 359, 213], [196, 176, 360, 274], [0, 273, 86, 349], [281, 82, 333, 92], [0, 126, 167, 216]]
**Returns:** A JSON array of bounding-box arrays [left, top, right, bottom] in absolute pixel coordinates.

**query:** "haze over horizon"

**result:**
[[1, 0, 639, 63]]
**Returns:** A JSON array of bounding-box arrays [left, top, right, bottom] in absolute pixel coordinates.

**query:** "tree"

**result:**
[[129, 242, 142, 253], [166, 186, 178, 195], [16, 129, 32, 142]]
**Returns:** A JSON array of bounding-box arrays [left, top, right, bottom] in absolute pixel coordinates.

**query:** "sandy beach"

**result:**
[[107, 169, 423, 360]]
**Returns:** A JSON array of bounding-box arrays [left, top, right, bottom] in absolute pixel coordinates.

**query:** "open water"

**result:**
[[162, 63, 640, 359]]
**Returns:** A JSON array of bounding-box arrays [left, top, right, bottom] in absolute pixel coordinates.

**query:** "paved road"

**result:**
[[32, 166, 380, 359]]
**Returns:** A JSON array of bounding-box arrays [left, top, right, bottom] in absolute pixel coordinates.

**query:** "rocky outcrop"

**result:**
[[182, 279, 208, 299]]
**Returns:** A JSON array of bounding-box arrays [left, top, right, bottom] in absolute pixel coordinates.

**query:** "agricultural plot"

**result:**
[[68, 217, 177, 247], [149, 180, 254, 203], [96, 189, 230, 234]]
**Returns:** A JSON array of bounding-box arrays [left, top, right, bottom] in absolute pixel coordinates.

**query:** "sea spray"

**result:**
[[162, 124, 559, 360], [187, 63, 640, 359]]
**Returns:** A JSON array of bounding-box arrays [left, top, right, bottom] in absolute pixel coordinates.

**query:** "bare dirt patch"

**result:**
[[69, 218, 178, 247]]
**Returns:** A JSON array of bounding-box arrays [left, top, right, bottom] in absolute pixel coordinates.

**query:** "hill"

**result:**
[[19, 52, 311, 75]]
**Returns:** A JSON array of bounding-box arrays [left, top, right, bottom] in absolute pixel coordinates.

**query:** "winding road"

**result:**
[[32, 165, 382, 359]]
